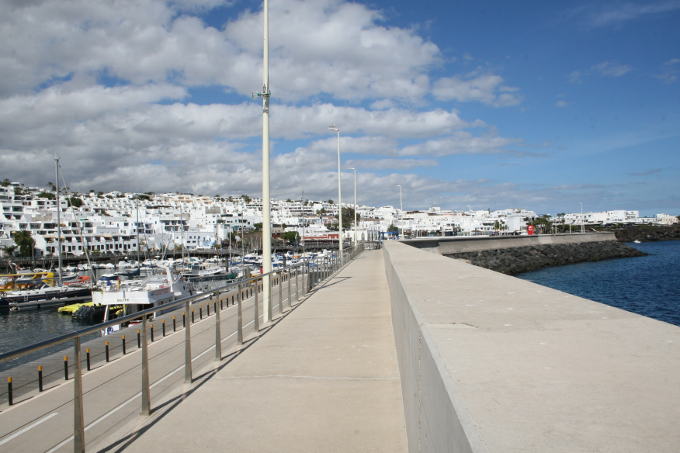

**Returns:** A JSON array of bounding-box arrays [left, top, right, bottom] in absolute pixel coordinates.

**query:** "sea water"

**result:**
[[518, 241, 680, 327]]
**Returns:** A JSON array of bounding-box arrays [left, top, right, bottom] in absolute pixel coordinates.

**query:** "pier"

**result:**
[[1, 237, 679, 452]]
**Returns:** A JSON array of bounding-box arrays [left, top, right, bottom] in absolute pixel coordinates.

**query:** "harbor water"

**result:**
[[0, 272, 236, 360], [518, 240, 680, 327]]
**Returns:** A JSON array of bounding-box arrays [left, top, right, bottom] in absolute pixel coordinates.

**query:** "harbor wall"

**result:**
[[383, 240, 680, 452], [401, 232, 616, 254], [401, 233, 644, 275]]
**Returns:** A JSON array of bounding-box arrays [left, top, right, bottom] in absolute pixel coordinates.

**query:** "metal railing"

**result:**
[[0, 245, 363, 452]]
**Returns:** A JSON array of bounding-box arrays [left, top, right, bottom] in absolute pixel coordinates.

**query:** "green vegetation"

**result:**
[[68, 196, 83, 207], [281, 231, 299, 244], [387, 224, 399, 234], [1, 178, 10, 187], [12, 230, 34, 257], [37, 191, 56, 200], [341, 206, 359, 227]]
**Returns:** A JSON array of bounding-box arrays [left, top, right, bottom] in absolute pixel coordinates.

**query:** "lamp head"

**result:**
[[328, 125, 339, 133]]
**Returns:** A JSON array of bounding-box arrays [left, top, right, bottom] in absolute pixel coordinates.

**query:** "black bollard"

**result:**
[[137, 330, 141, 348], [7, 377, 12, 406], [173, 316, 177, 332], [86, 349, 91, 371], [122, 336, 126, 355], [162, 321, 166, 337], [150, 325, 154, 342], [105, 341, 110, 362], [64, 356, 69, 380]]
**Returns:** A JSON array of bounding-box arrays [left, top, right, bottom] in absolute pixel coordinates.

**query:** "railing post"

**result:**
[[184, 300, 193, 384], [141, 316, 151, 416], [278, 271, 283, 314], [267, 274, 273, 322], [214, 294, 222, 362], [308, 261, 313, 291], [287, 268, 292, 309], [254, 281, 260, 332], [237, 283, 244, 344], [295, 266, 299, 301], [73, 337, 85, 453]]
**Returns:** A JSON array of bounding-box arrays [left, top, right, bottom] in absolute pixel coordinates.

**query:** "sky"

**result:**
[[1, 0, 679, 215]]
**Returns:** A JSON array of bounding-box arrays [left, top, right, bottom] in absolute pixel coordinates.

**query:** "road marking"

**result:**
[[0, 412, 58, 446]]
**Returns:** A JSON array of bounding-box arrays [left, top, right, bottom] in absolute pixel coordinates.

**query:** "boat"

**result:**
[[58, 301, 94, 315], [1, 271, 56, 291], [180, 262, 226, 279], [633, 240, 642, 244], [1, 284, 92, 309], [93, 267, 192, 335]]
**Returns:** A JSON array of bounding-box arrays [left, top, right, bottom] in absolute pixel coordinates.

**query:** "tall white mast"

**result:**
[[54, 156, 63, 286], [261, 0, 272, 322]]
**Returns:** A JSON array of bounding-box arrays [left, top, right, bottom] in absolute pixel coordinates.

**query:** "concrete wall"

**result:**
[[383, 240, 680, 453], [401, 232, 616, 255]]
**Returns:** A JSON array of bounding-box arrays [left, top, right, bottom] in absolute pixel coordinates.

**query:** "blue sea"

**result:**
[[518, 241, 680, 327]]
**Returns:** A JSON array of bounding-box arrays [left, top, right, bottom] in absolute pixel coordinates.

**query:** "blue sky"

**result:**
[[1, 0, 678, 215]]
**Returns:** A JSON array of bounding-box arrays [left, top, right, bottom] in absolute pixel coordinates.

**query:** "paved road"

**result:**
[[117, 250, 407, 453], [0, 271, 309, 453]]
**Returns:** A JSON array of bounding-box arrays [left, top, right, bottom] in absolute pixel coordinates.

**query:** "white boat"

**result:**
[[94, 267, 192, 334], [181, 262, 225, 278]]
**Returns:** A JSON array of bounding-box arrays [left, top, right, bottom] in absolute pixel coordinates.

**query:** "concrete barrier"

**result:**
[[383, 240, 680, 453], [401, 232, 616, 255]]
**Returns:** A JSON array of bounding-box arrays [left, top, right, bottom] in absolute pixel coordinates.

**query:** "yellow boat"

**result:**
[[58, 301, 94, 314]]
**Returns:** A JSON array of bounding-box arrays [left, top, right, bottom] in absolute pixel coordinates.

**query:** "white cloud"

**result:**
[[592, 61, 632, 77], [398, 132, 519, 157], [555, 100, 569, 108], [273, 104, 473, 139], [0, 0, 541, 209], [575, 1, 680, 28], [0, 0, 441, 102], [433, 73, 521, 107], [345, 158, 438, 170]]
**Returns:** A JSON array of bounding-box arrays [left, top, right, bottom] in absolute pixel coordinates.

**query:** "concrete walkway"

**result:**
[[118, 250, 407, 453]]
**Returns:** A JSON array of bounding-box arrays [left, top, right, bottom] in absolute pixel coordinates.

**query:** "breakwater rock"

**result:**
[[614, 224, 680, 242], [445, 241, 646, 275]]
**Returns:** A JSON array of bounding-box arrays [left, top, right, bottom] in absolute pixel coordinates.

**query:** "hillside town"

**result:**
[[0, 179, 677, 258]]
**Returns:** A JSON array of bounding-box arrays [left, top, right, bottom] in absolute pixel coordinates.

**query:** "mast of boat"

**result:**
[[54, 156, 63, 287], [78, 219, 96, 284]]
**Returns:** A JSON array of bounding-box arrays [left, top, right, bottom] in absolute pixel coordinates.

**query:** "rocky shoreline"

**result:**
[[613, 224, 680, 242], [445, 240, 646, 275]]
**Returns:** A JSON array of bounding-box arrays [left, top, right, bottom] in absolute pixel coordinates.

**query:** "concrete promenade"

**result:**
[[109, 250, 407, 452]]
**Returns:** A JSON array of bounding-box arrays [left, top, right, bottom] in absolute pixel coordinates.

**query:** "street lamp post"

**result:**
[[329, 125, 343, 264], [348, 167, 357, 247], [396, 184, 403, 211], [259, 0, 272, 322]]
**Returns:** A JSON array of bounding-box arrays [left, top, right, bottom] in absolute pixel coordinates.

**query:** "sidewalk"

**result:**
[[119, 250, 407, 453]]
